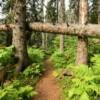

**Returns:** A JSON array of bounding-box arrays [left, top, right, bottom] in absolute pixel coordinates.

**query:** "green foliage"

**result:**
[[23, 63, 44, 77], [0, 46, 14, 67], [64, 37, 77, 64], [88, 39, 100, 64], [28, 47, 45, 63], [51, 37, 77, 68], [17, 63, 45, 86], [91, 54, 100, 75], [51, 36, 60, 52], [0, 46, 45, 67], [0, 46, 45, 100], [0, 80, 37, 100], [51, 51, 67, 68], [0, 32, 7, 44], [51, 36, 77, 64], [59, 55, 100, 100]]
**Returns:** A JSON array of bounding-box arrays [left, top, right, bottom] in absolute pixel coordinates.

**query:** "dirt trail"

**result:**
[[33, 58, 60, 100]]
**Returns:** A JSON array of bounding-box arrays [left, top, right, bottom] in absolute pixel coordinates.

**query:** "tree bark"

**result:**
[[59, 0, 65, 53], [41, 0, 48, 49], [76, 0, 88, 65], [12, 0, 29, 73], [0, 24, 14, 31], [1, 23, 100, 38], [29, 23, 100, 38], [97, 0, 100, 23]]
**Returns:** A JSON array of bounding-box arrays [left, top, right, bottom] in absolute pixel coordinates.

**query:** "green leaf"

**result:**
[[79, 92, 90, 100]]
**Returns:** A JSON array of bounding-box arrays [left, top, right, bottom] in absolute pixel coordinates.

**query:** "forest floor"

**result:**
[[33, 58, 61, 100]]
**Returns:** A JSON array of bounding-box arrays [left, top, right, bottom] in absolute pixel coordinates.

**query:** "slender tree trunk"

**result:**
[[60, 35, 64, 53], [41, 0, 48, 49], [12, 0, 29, 73], [95, 0, 100, 44], [97, 0, 100, 23], [56, 0, 59, 23], [76, 0, 88, 65], [59, 0, 65, 53], [41, 0, 45, 49], [42, 33, 45, 48]]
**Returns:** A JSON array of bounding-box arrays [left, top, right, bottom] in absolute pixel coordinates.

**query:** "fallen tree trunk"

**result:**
[[0, 24, 15, 31], [0, 23, 100, 38], [29, 23, 100, 38]]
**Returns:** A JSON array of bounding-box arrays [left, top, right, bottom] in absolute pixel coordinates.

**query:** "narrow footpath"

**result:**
[[33, 58, 60, 100]]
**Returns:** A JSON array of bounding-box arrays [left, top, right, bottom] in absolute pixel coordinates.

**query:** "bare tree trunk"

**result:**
[[41, 0, 45, 49], [60, 35, 64, 53], [29, 22, 100, 38], [97, 0, 100, 23], [12, 0, 29, 73], [59, 0, 65, 53], [95, 0, 100, 44], [1, 23, 100, 37], [41, 0, 48, 49], [42, 33, 45, 48], [56, 0, 59, 23], [76, 0, 88, 65]]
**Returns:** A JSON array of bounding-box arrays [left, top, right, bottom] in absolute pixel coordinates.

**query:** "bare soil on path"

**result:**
[[33, 58, 60, 100]]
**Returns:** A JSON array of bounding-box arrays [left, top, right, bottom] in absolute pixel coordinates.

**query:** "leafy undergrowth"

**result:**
[[0, 46, 46, 100], [53, 54, 100, 100], [0, 46, 14, 67], [50, 37, 100, 100], [0, 80, 37, 100]]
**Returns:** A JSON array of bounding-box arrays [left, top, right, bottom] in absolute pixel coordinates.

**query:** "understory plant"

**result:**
[[21, 63, 44, 85], [28, 47, 45, 63], [58, 54, 100, 100], [0, 46, 45, 100], [0, 80, 37, 100], [0, 59, 44, 100], [0, 46, 14, 66], [51, 51, 67, 69]]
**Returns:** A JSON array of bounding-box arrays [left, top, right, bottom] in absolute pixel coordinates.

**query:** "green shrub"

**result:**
[[19, 63, 45, 86], [89, 39, 100, 56], [59, 55, 100, 100], [64, 37, 77, 64], [23, 63, 44, 77], [0, 80, 37, 100], [51, 36, 77, 69], [0, 46, 14, 66], [91, 54, 100, 75], [0, 32, 7, 44], [28, 47, 45, 63], [0, 46, 45, 67], [51, 51, 67, 69]]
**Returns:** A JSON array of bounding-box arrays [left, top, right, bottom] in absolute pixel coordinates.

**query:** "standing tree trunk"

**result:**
[[41, 0, 45, 49], [56, 0, 59, 23], [95, 0, 100, 44], [76, 0, 88, 65], [59, 0, 65, 53], [97, 0, 100, 23], [12, 0, 29, 73], [42, 0, 48, 49]]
